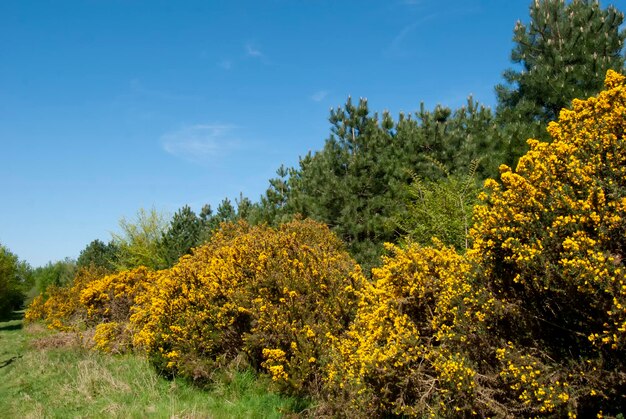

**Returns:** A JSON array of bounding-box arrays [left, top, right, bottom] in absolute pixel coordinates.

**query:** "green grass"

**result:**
[[0, 313, 300, 418]]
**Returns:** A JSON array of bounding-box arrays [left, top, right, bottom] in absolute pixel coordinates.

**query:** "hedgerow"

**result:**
[[23, 70, 626, 418]]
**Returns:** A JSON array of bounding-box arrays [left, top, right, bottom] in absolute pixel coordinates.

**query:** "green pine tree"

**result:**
[[496, 0, 625, 167], [160, 205, 202, 267], [76, 239, 119, 272]]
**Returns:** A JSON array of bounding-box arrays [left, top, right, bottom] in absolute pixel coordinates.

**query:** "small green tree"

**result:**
[[112, 207, 169, 270], [77, 239, 119, 272], [159, 205, 202, 267], [398, 162, 481, 252], [250, 165, 292, 225], [32, 258, 76, 295]]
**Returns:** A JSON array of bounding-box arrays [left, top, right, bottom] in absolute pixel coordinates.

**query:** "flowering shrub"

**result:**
[[469, 70, 626, 416], [324, 242, 493, 417], [24, 266, 107, 331], [79, 267, 153, 352], [131, 219, 363, 394]]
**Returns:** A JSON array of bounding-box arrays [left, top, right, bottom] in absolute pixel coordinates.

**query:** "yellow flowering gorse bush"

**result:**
[[326, 71, 626, 418], [131, 219, 364, 394], [325, 241, 493, 417], [25, 266, 107, 331], [468, 70, 626, 417], [80, 266, 154, 352]]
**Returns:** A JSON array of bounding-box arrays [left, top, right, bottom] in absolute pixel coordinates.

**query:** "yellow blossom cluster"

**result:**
[[495, 343, 575, 416], [325, 242, 492, 417], [471, 70, 626, 353], [130, 219, 363, 393], [79, 267, 154, 352], [24, 266, 108, 331]]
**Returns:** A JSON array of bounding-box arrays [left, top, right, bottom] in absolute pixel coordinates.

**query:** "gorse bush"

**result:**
[[80, 267, 154, 353], [469, 69, 626, 417], [324, 242, 492, 417], [131, 219, 364, 394], [25, 266, 108, 331]]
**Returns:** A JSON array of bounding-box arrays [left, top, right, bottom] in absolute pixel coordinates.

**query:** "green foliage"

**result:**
[[159, 205, 202, 267], [255, 96, 498, 272], [398, 161, 481, 252], [31, 258, 76, 296], [284, 97, 400, 271], [76, 239, 119, 272], [196, 197, 253, 244], [496, 0, 626, 166], [0, 245, 26, 318], [407, 99, 502, 180], [111, 207, 169, 270], [249, 165, 292, 226]]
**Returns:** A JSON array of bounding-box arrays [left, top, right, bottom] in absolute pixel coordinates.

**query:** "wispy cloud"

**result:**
[[311, 90, 329, 102], [245, 42, 264, 58], [161, 124, 239, 163], [388, 14, 438, 57], [244, 42, 273, 65]]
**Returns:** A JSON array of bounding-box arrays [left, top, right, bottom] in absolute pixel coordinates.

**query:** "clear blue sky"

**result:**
[[2, 0, 624, 267]]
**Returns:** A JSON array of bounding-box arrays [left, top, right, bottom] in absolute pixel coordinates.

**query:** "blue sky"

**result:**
[[2, 0, 624, 267]]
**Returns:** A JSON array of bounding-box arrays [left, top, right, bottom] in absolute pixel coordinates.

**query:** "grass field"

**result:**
[[0, 312, 301, 418]]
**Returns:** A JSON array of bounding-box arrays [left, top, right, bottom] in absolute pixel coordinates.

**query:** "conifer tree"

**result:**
[[265, 97, 499, 270], [77, 239, 119, 272], [496, 0, 625, 166], [159, 205, 202, 267], [287, 97, 399, 271], [251, 165, 292, 225]]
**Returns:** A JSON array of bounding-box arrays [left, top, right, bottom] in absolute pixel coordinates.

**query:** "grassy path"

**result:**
[[0, 313, 298, 418]]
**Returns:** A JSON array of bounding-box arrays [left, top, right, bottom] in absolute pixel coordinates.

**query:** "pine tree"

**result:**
[[496, 0, 625, 167], [264, 96, 499, 271], [77, 239, 119, 272], [251, 165, 292, 225], [286, 97, 400, 271], [160, 205, 202, 267]]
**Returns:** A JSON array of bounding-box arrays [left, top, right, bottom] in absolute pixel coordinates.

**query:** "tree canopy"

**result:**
[[496, 0, 625, 166]]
